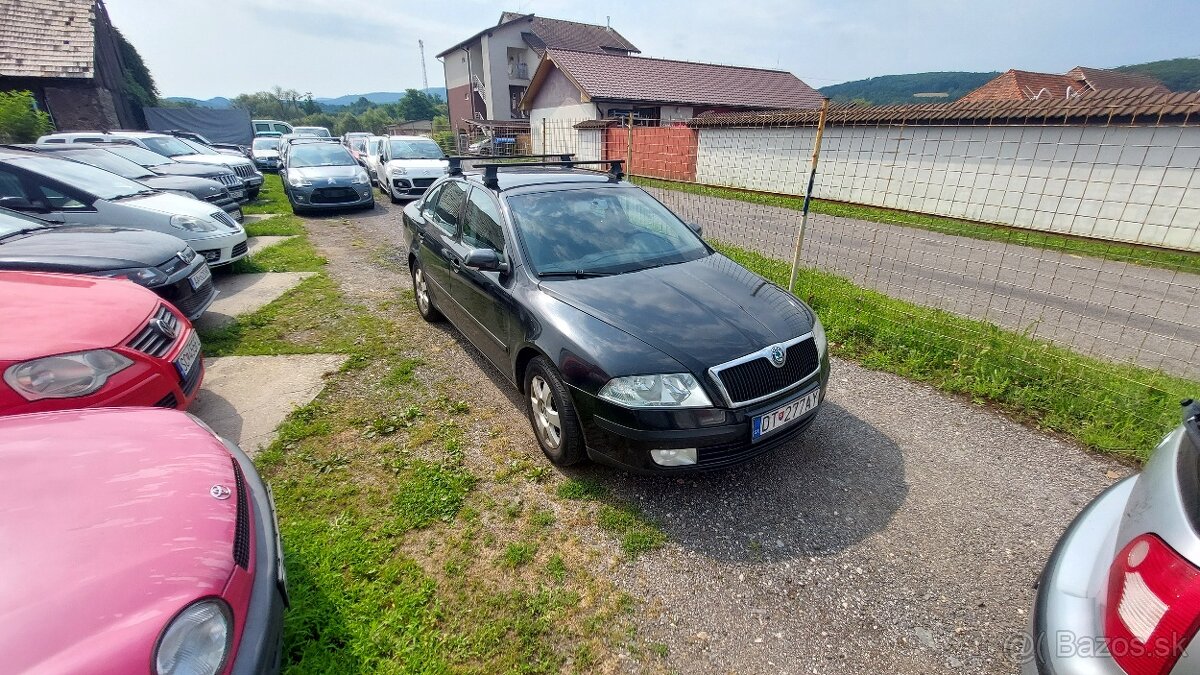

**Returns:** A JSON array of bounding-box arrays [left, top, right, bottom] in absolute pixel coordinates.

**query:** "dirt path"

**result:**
[[305, 201, 1129, 674]]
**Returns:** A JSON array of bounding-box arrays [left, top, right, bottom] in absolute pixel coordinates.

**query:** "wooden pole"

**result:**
[[788, 98, 830, 294], [626, 112, 634, 175]]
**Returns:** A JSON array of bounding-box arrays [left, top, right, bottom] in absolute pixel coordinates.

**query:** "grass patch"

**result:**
[[502, 541, 538, 567], [228, 235, 326, 274], [716, 242, 1200, 460], [635, 176, 1200, 275], [597, 505, 668, 558], [243, 172, 289, 215], [393, 459, 476, 529], [556, 478, 608, 501], [245, 214, 305, 236]]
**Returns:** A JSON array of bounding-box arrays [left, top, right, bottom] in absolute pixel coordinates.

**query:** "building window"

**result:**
[[509, 86, 528, 119]]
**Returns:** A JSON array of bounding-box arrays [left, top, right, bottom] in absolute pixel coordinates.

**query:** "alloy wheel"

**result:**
[[530, 375, 562, 448], [414, 267, 430, 314]]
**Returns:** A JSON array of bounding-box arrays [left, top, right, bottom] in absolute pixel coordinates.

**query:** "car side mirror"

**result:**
[[463, 248, 509, 273], [0, 196, 46, 213], [686, 221, 703, 236]]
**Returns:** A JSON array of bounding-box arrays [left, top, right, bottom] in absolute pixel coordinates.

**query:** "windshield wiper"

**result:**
[[538, 270, 615, 279]]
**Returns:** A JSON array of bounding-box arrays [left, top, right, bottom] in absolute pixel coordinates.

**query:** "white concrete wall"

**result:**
[[530, 109, 596, 154], [575, 129, 603, 162], [695, 124, 1200, 252]]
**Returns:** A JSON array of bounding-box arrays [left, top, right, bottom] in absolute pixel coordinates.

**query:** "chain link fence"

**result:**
[[526, 108, 1200, 453]]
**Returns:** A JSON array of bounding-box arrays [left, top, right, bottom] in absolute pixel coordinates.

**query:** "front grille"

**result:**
[[215, 174, 240, 187], [154, 392, 178, 408], [199, 249, 220, 263], [204, 188, 234, 204], [232, 163, 255, 179], [412, 177, 437, 188], [231, 458, 251, 569], [211, 210, 239, 229], [126, 305, 181, 357], [231, 241, 248, 258], [174, 278, 216, 318], [714, 338, 820, 406], [311, 187, 358, 204], [696, 410, 820, 469]]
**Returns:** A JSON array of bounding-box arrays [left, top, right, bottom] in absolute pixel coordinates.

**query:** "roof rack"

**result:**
[[446, 153, 576, 177], [473, 159, 625, 189]]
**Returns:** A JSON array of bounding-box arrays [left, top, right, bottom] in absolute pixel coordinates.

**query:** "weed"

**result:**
[[502, 541, 538, 567], [556, 477, 608, 501], [597, 505, 667, 557]]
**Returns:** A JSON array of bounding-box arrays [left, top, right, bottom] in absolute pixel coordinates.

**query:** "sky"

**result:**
[[104, 0, 1200, 99]]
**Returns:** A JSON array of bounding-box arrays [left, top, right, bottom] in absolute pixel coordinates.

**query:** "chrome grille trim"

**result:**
[[706, 331, 819, 408], [126, 305, 181, 358]]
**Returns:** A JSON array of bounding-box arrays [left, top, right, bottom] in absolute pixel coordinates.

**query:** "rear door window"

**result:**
[[463, 187, 506, 256], [431, 181, 467, 237]]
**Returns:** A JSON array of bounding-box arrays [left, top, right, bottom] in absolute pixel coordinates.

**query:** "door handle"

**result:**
[[444, 249, 461, 273]]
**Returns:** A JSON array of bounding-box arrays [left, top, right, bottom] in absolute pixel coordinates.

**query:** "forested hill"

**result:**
[[818, 72, 999, 105]]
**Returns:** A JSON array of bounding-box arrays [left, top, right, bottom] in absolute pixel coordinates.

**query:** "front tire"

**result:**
[[411, 261, 443, 322], [525, 356, 585, 467]]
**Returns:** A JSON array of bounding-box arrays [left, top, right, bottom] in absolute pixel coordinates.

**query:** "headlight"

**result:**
[[170, 214, 220, 232], [598, 373, 713, 408], [352, 170, 370, 184], [812, 315, 827, 357], [4, 349, 133, 401], [388, 166, 407, 177], [287, 174, 311, 187], [94, 267, 168, 286], [154, 599, 232, 675]]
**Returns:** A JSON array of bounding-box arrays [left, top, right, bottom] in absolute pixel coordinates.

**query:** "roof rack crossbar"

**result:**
[[473, 159, 625, 186]]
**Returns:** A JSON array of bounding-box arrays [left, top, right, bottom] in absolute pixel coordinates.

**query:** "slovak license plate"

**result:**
[[752, 388, 820, 441], [175, 331, 202, 378], [189, 264, 212, 290]]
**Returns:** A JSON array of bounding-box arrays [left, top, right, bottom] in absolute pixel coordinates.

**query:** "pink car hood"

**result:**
[[0, 408, 239, 674]]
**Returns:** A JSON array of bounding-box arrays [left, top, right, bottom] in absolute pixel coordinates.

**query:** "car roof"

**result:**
[[384, 135, 436, 141], [455, 167, 621, 193]]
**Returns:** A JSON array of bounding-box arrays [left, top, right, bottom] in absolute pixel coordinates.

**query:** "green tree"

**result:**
[[0, 90, 53, 142], [113, 27, 158, 107], [396, 89, 441, 121]]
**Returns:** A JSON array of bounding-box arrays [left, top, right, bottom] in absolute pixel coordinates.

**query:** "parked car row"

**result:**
[[1, 129, 286, 673]]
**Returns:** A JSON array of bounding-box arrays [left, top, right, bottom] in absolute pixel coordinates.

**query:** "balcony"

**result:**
[[509, 62, 529, 80]]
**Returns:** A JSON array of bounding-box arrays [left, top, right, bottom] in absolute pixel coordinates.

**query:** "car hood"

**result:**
[[149, 163, 230, 180], [0, 225, 183, 272], [289, 165, 363, 182], [0, 271, 159, 360], [141, 174, 225, 198], [173, 153, 251, 170], [537, 253, 815, 373], [0, 408, 239, 674], [122, 191, 225, 220], [253, 150, 279, 159], [385, 158, 448, 172]]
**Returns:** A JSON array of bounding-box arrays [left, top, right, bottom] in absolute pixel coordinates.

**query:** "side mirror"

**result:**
[[0, 196, 45, 213], [462, 248, 509, 273], [686, 221, 703, 236]]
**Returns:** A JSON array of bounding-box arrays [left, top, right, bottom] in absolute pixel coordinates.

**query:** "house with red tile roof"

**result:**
[[521, 49, 823, 127], [959, 66, 1169, 102], [438, 11, 639, 131]]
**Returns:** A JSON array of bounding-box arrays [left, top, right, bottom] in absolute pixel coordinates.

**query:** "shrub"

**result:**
[[0, 90, 53, 142]]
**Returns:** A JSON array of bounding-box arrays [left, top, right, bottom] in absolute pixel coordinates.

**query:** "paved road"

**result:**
[[323, 200, 1129, 674], [650, 188, 1200, 378]]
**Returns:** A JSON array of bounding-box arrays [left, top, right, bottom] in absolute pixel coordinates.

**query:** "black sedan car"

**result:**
[[0, 207, 217, 319], [96, 143, 249, 204], [402, 160, 829, 472], [11, 143, 244, 222]]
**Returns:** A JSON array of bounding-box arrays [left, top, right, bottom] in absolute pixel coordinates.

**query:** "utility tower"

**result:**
[[419, 40, 429, 90]]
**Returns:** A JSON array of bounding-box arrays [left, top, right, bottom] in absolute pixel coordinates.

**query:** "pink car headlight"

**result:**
[[3, 350, 133, 401], [154, 598, 232, 675]]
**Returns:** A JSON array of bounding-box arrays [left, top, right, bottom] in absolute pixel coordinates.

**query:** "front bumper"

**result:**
[[190, 229, 249, 267], [224, 439, 287, 675], [290, 183, 375, 209], [254, 157, 280, 171], [388, 175, 441, 199], [150, 258, 219, 320], [575, 360, 830, 473], [1024, 477, 1138, 675]]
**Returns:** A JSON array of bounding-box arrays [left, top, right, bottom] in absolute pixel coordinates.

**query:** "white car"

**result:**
[[363, 135, 385, 186], [293, 126, 331, 138], [0, 149, 247, 266], [377, 135, 449, 203], [38, 132, 264, 200]]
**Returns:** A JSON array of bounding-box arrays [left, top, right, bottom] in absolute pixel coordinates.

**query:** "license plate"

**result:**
[[752, 388, 821, 441], [230, 188, 246, 200], [188, 264, 212, 289], [175, 331, 202, 378]]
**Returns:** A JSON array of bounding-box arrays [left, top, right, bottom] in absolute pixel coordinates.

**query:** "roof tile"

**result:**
[[0, 0, 95, 79]]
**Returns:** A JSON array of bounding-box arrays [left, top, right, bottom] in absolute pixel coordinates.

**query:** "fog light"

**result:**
[[650, 448, 697, 467], [695, 409, 728, 426]]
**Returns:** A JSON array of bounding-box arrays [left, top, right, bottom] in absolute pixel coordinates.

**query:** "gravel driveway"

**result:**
[[650, 187, 1200, 378], [311, 200, 1131, 674]]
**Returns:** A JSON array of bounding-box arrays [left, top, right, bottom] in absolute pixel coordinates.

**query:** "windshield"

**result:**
[[289, 143, 356, 168], [351, 140, 367, 153], [253, 138, 280, 150], [141, 136, 204, 158], [15, 157, 151, 200], [176, 138, 219, 155], [507, 187, 709, 276], [368, 138, 383, 154], [105, 144, 174, 167], [0, 207, 47, 238], [57, 149, 155, 180], [387, 139, 444, 160]]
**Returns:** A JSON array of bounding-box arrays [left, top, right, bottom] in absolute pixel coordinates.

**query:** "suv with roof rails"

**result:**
[[401, 157, 829, 473], [37, 132, 264, 201]]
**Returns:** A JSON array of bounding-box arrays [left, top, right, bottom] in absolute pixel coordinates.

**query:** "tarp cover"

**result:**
[[142, 107, 253, 145]]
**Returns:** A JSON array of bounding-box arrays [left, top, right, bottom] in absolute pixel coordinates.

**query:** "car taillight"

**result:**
[[1105, 534, 1200, 675]]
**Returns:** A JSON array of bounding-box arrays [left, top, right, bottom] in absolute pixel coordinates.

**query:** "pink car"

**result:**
[[0, 407, 286, 674]]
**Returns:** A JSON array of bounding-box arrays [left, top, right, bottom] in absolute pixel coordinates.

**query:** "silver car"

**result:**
[[1025, 400, 1200, 675], [280, 142, 374, 214]]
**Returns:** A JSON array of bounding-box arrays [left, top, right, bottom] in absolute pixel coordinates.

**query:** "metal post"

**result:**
[[626, 112, 634, 176], [788, 98, 830, 294], [541, 121, 547, 154]]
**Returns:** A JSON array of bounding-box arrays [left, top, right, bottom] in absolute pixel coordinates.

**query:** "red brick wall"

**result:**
[[604, 126, 697, 182], [446, 83, 474, 132]]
